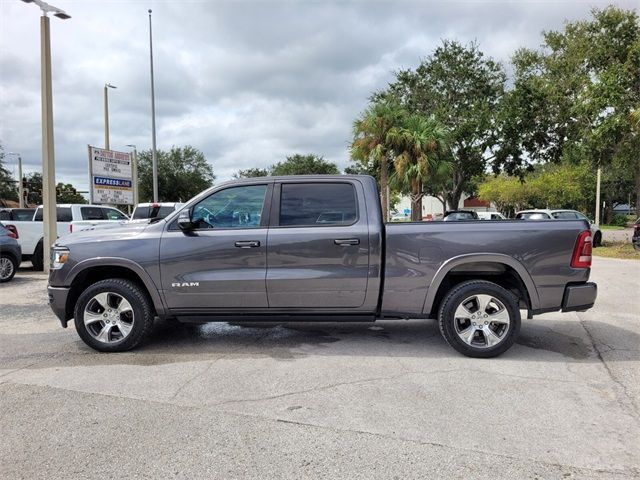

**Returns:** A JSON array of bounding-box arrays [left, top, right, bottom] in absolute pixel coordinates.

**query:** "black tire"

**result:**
[[74, 278, 155, 352], [0, 254, 18, 283], [438, 280, 521, 358], [31, 240, 44, 271], [593, 231, 602, 248]]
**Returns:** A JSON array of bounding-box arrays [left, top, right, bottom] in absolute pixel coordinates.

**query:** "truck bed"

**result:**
[[382, 219, 591, 316]]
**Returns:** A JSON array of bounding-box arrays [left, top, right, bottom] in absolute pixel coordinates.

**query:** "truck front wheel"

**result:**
[[438, 280, 521, 358], [74, 279, 155, 352]]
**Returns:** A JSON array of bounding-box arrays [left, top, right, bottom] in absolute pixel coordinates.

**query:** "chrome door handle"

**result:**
[[334, 238, 360, 246], [235, 240, 261, 248]]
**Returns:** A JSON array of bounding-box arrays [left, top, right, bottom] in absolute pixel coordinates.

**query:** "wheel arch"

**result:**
[[64, 258, 166, 322], [422, 253, 540, 316]]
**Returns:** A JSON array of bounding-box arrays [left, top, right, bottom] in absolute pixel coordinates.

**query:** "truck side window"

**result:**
[[191, 184, 267, 229], [279, 183, 357, 227], [81, 207, 106, 220], [104, 208, 127, 220], [34, 207, 72, 222]]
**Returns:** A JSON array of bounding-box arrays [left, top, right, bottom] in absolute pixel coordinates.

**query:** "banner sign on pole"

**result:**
[[88, 146, 133, 205]]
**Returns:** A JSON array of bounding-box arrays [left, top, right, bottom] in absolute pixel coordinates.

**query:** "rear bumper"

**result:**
[[48, 286, 70, 328], [561, 282, 597, 312]]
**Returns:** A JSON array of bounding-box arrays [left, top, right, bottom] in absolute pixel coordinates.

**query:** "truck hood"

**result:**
[[55, 222, 153, 246]]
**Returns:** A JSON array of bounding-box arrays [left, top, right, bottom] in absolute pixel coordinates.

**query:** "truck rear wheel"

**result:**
[[74, 278, 154, 352], [438, 280, 520, 358]]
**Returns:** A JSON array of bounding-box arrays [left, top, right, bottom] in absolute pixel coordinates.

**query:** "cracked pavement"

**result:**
[[0, 257, 638, 479]]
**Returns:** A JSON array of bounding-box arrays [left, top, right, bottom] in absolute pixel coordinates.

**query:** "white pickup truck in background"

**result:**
[[8, 204, 128, 270]]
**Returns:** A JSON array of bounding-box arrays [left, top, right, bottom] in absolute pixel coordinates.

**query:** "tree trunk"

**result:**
[[445, 172, 464, 211], [380, 156, 388, 222], [410, 177, 423, 221]]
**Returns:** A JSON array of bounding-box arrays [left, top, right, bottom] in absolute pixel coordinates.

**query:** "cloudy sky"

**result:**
[[0, 0, 636, 190]]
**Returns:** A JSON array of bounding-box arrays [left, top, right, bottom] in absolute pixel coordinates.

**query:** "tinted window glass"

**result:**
[[133, 205, 175, 220], [552, 211, 578, 219], [104, 208, 127, 220], [58, 208, 72, 222], [81, 207, 105, 220], [444, 212, 477, 221], [280, 183, 357, 227], [0, 211, 9, 220], [516, 212, 551, 220], [34, 207, 72, 222], [192, 185, 267, 229], [13, 209, 35, 221]]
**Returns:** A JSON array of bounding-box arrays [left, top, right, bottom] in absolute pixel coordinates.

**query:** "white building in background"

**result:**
[[393, 193, 498, 220]]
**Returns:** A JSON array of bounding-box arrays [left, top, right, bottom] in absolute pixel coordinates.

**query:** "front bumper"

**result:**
[[561, 282, 597, 312], [48, 285, 70, 328]]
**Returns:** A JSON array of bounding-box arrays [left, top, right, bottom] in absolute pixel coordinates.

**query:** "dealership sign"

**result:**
[[88, 146, 133, 205]]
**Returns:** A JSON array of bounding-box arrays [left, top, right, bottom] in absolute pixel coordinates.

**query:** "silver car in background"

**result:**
[[515, 209, 602, 246]]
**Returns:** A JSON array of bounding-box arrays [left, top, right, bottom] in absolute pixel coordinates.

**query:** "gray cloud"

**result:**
[[1, 0, 637, 189]]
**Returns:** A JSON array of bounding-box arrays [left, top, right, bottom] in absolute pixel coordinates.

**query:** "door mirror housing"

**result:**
[[177, 209, 194, 230]]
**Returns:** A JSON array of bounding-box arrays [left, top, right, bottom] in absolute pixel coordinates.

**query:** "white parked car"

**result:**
[[476, 211, 506, 220], [9, 204, 129, 270], [515, 209, 602, 246]]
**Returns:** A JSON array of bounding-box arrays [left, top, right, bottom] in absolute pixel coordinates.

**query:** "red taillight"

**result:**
[[69, 224, 73, 233], [571, 230, 592, 268], [6, 225, 18, 239]]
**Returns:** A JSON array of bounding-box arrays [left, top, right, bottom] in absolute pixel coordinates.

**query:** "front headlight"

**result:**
[[51, 247, 70, 269]]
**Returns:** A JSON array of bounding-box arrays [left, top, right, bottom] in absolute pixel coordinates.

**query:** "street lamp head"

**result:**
[[21, 0, 71, 19], [105, 83, 117, 89]]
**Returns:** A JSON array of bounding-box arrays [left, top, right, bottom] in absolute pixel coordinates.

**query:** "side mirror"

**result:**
[[177, 209, 194, 230]]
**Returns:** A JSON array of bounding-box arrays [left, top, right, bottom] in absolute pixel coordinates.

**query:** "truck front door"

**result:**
[[266, 181, 370, 308], [159, 183, 271, 311]]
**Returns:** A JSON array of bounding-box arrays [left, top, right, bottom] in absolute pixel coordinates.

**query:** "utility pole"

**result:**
[[104, 83, 116, 150], [7, 153, 24, 208], [148, 9, 159, 202], [595, 168, 601, 226], [18, 156, 23, 208], [21, 0, 71, 273], [126, 144, 139, 207]]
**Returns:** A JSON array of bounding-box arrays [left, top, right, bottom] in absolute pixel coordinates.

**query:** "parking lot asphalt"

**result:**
[[0, 257, 638, 479]]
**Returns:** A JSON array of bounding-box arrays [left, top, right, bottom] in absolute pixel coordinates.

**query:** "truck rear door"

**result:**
[[266, 180, 370, 308]]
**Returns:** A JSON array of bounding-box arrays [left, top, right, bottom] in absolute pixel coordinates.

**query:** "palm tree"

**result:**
[[351, 101, 404, 222], [388, 114, 449, 221]]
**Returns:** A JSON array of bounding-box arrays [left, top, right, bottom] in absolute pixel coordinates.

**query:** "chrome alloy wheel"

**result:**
[[453, 294, 511, 348], [0, 257, 14, 280], [83, 292, 135, 344]]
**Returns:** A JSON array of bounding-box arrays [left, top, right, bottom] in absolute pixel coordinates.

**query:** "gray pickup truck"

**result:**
[[47, 175, 597, 357]]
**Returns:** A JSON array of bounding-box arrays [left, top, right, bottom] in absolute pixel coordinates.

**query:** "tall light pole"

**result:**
[[126, 144, 139, 207], [21, 0, 71, 274], [7, 153, 24, 208], [148, 9, 159, 202], [104, 83, 117, 150]]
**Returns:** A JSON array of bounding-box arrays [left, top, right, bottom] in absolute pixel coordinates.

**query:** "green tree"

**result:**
[[500, 7, 640, 207], [56, 183, 87, 204], [24, 172, 42, 205], [387, 114, 449, 221], [233, 168, 269, 179], [137, 146, 215, 202], [381, 40, 506, 209], [270, 154, 339, 176], [350, 100, 405, 221], [0, 144, 18, 202]]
